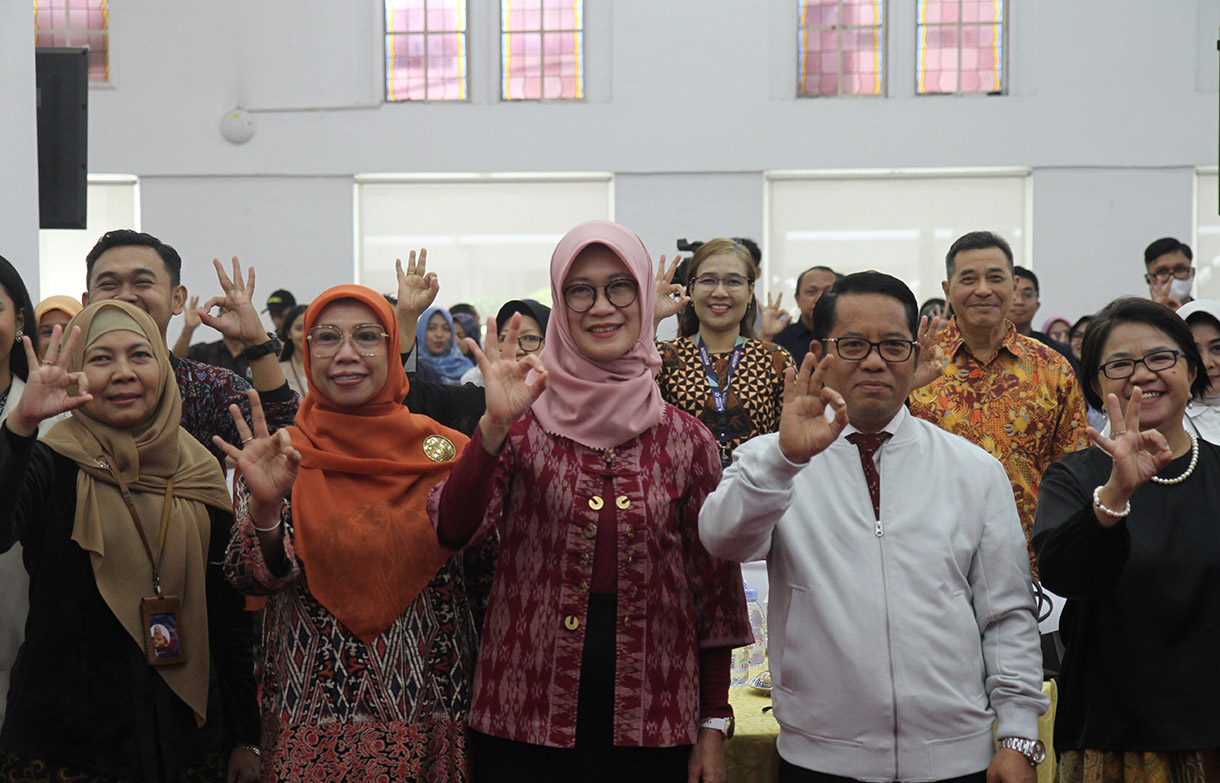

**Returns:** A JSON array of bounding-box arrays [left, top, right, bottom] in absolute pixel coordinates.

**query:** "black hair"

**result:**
[[1183, 309, 1220, 334], [731, 238, 762, 270], [945, 231, 1014, 278], [449, 303, 480, 321], [85, 229, 184, 289], [1143, 237, 1192, 268], [1012, 266, 1039, 296], [812, 271, 919, 343], [919, 297, 947, 322], [0, 256, 38, 382], [1069, 315, 1092, 343], [1079, 297, 1207, 410], [677, 238, 757, 339], [277, 304, 309, 363], [794, 265, 838, 296]]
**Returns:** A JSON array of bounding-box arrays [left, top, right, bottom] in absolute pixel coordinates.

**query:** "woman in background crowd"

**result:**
[[460, 299, 550, 387], [453, 311, 481, 360], [1043, 316, 1072, 346], [276, 304, 308, 397], [1034, 297, 1220, 783], [1068, 315, 1092, 363], [654, 238, 793, 466], [0, 301, 258, 782], [222, 285, 492, 781], [1176, 299, 1220, 443], [417, 306, 475, 384], [432, 220, 750, 782], [34, 295, 82, 361]]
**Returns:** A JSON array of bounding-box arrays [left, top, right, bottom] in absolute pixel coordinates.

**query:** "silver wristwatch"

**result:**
[[699, 717, 735, 739], [998, 737, 1046, 766]]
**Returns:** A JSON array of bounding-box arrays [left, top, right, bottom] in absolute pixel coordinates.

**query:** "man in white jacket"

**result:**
[[700, 271, 1048, 783]]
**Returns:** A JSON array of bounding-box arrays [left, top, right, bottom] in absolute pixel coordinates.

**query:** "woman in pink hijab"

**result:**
[[431, 220, 751, 782]]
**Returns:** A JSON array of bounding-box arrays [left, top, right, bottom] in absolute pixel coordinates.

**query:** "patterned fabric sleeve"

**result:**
[[676, 415, 752, 649], [1049, 360, 1090, 461], [223, 475, 301, 595]]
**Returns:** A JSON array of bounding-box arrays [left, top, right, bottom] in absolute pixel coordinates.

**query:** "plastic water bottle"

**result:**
[[744, 588, 767, 682]]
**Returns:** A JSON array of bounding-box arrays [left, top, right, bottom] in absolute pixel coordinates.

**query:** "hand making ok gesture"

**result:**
[[777, 352, 848, 464]]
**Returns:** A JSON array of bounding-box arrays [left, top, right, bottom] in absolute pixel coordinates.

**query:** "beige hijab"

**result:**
[[42, 301, 232, 727]]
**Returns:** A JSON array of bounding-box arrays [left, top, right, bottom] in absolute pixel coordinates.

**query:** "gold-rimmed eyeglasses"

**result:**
[[307, 324, 389, 358]]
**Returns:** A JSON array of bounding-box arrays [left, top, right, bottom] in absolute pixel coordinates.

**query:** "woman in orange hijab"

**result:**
[[217, 285, 494, 782]]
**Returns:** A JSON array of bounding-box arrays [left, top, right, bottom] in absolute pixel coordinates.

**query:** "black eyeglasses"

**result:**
[[498, 333, 545, 353], [1098, 349, 1183, 380], [1144, 266, 1193, 283], [562, 280, 639, 313], [824, 338, 917, 363]]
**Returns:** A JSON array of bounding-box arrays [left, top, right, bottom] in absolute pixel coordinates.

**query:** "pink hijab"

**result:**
[[531, 220, 665, 450]]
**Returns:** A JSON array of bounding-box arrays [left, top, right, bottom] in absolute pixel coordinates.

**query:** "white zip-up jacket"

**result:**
[[700, 406, 1047, 782]]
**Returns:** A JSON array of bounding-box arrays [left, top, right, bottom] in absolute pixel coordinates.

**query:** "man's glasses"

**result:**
[[562, 280, 639, 313], [1145, 266, 1193, 283], [824, 338, 917, 363], [498, 333, 545, 353], [307, 324, 389, 357], [691, 274, 751, 293], [1098, 350, 1183, 380]]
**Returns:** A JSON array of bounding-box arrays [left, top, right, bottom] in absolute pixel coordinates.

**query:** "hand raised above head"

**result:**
[[8, 326, 93, 436], [198, 257, 270, 346], [395, 249, 440, 320], [777, 352, 847, 464], [654, 254, 689, 326]]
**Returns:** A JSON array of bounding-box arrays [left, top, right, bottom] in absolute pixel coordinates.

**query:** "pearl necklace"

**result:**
[[1150, 433, 1199, 485]]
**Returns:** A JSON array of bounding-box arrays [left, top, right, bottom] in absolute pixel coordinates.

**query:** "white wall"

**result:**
[[26, 0, 1219, 325], [2, 2, 40, 298]]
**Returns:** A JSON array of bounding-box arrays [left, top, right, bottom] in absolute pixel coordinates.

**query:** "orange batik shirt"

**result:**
[[909, 319, 1088, 575]]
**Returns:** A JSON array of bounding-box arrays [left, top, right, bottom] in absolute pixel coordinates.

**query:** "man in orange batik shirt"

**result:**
[[909, 231, 1087, 575]]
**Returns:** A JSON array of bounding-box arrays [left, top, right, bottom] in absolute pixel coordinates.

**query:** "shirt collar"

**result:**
[[841, 405, 908, 442], [943, 317, 1024, 361]]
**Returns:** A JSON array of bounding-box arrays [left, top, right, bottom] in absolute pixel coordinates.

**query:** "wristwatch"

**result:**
[[243, 332, 283, 361], [700, 716, 735, 739], [998, 737, 1046, 766]]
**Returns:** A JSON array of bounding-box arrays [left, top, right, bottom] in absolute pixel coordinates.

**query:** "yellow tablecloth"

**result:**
[[725, 681, 1058, 783]]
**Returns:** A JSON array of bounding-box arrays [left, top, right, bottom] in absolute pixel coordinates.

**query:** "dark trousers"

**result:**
[[474, 594, 691, 783], [779, 757, 987, 783]]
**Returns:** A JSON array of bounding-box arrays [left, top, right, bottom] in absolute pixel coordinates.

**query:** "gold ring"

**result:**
[[41, 360, 53, 366], [242, 437, 255, 444]]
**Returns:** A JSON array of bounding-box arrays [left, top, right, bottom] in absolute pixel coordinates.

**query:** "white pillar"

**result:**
[[0, 2, 41, 300]]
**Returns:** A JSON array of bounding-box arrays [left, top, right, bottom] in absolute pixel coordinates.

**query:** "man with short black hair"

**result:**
[[1010, 266, 1079, 373], [701, 271, 1048, 783], [1143, 237, 1194, 310], [909, 231, 1087, 574], [772, 265, 839, 366], [264, 288, 296, 332]]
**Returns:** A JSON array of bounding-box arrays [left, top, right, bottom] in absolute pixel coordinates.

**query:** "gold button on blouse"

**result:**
[[579, 553, 590, 566], [588, 496, 604, 510], [616, 495, 630, 510], [623, 616, 632, 629], [584, 523, 597, 540], [624, 525, 633, 540], [564, 615, 580, 631], [578, 581, 589, 596], [628, 585, 638, 598]]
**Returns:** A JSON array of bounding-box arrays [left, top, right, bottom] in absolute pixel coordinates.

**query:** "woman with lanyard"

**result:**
[[654, 238, 794, 466], [431, 220, 751, 782], [1033, 297, 1220, 783], [1175, 299, 1220, 443], [219, 285, 492, 781], [0, 300, 259, 782]]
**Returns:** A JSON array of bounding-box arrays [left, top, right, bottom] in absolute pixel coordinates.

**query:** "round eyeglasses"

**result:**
[[562, 280, 639, 313], [1098, 349, 1183, 380], [307, 324, 389, 358], [824, 337, 917, 363], [498, 333, 545, 353], [691, 273, 751, 293]]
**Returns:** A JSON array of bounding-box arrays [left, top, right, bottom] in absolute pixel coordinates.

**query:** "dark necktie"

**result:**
[[846, 432, 892, 521]]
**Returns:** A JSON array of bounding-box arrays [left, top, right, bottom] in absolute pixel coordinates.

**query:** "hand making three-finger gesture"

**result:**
[[212, 389, 301, 534], [7, 326, 93, 437], [471, 313, 549, 454], [1089, 388, 1175, 525], [777, 352, 849, 464], [653, 254, 690, 331]]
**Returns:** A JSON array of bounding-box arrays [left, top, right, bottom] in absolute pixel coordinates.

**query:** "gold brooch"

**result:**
[[422, 435, 456, 462]]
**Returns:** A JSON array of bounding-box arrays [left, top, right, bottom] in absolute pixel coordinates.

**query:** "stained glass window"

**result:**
[[385, 0, 467, 102], [34, 0, 109, 83], [798, 0, 884, 97], [916, 0, 1005, 94], [501, 0, 583, 101]]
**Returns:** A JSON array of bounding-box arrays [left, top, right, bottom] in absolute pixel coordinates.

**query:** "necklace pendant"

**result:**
[[602, 448, 615, 464]]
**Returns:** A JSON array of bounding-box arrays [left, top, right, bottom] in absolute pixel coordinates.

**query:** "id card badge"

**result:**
[[141, 595, 187, 666]]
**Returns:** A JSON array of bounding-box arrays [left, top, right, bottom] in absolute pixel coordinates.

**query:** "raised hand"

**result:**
[[759, 291, 790, 340], [653, 254, 690, 328], [1147, 277, 1183, 311], [1089, 389, 1174, 499], [395, 250, 439, 319], [472, 313, 548, 453], [8, 326, 92, 436], [183, 295, 202, 331], [777, 352, 848, 464], [199, 257, 269, 346], [212, 390, 300, 527], [911, 313, 946, 390]]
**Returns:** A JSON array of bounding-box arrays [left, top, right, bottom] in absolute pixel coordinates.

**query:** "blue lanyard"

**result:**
[[696, 335, 745, 451]]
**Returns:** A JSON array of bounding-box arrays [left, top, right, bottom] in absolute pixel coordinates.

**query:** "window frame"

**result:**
[[499, 0, 585, 102], [914, 0, 1008, 96], [796, 0, 889, 99], [383, 0, 470, 103]]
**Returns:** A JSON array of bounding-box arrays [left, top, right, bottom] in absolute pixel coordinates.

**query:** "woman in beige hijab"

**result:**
[[0, 301, 259, 782]]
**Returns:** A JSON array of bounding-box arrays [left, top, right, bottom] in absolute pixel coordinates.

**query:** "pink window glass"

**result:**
[[502, 0, 583, 100], [386, 0, 467, 102], [917, 0, 1004, 94], [798, 0, 885, 97], [33, 0, 109, 82]]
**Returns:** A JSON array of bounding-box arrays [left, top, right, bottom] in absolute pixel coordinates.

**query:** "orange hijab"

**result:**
[[289, 285, 468, 643]]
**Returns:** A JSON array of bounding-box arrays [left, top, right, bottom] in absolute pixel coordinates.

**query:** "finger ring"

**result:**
[[1114, 430, 1126, 436], [41, 359, 53, 366], [242, 437, 255, 444]]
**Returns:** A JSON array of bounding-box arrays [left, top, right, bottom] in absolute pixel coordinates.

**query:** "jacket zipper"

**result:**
[[876, 517, 900, 781]]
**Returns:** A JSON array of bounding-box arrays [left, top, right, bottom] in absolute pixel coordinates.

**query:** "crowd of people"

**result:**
[[0, 222, 1216, 783]]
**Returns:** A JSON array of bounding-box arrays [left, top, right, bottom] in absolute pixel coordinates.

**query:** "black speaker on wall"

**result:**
[[35, 47, 89, 229]]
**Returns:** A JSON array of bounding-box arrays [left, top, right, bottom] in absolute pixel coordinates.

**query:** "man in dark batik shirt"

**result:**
[[81, 230, 299, 463]]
